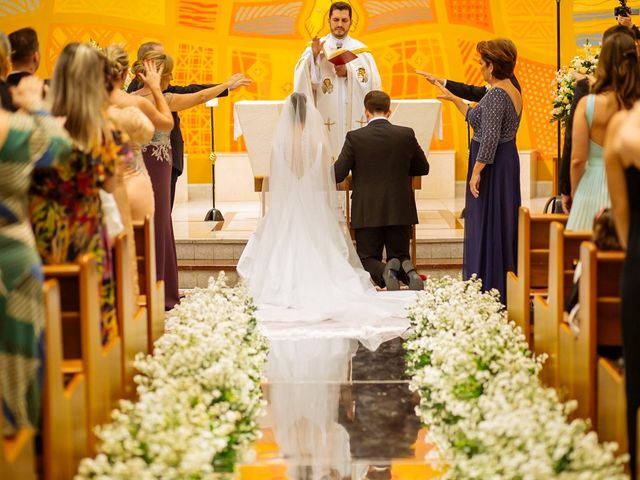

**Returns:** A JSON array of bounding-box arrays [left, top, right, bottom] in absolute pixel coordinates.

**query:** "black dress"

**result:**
[[621, 165, 640, 478]]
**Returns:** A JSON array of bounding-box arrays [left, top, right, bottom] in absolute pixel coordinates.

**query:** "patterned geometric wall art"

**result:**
[[373, 37, 453, 150], [232, 1, 303, 38], [6, 0, 577, 183], [229, 50, 273, 152], [178, 0, 218, 31], [456, 38, 483, 87], [363, 0, 434, 32], [173, 43, 220, 160], [0, 0, 40, 17], [501, 0, 555, 59], [445, 0, 493, 32], [52, 0, 165, 25], [516, 57, 557, 162], [46, 25, 148, 75]]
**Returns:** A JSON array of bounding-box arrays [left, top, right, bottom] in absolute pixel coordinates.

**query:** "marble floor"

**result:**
[[238, 338, 444, 480], [172, 196, 550, 243]]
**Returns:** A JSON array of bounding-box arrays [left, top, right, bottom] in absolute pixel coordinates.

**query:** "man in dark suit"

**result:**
[[5, 28, 40, 112], [127, 42, 229, 210], [334, 90, 429, 290]]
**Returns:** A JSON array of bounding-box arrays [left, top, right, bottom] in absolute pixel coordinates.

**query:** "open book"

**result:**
[[327, 48, 358, 66]]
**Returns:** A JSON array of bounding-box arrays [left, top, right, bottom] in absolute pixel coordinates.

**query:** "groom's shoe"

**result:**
[[402, 259, 424, 291], [382, 258, 401, 291]]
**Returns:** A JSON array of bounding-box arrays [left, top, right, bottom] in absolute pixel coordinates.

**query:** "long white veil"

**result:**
[[237, 93, 415, 350]]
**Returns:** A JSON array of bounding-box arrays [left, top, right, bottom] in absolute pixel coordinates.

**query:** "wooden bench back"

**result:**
[[535, 222, 590, 387], [42, 279, 87, 480], [573, 241, 624, 423], [43, 254, 122, 454], [114, 232, 148, 399], [133, 216, 165, 352]]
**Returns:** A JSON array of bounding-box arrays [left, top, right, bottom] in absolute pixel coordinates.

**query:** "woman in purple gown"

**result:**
[[435, 39, 522, 304]]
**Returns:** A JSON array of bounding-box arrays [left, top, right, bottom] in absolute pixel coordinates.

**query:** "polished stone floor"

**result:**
[[238, 338, 445, 480]]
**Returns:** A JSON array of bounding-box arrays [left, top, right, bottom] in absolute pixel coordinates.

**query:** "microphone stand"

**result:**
[[204, 99, 224, 222]]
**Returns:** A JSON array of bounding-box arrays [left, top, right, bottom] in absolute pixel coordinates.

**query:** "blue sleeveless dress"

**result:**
[[566, 94, 611, 231]]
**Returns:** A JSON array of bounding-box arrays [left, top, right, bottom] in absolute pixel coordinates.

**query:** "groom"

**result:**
[[334, 90, 429, 290]]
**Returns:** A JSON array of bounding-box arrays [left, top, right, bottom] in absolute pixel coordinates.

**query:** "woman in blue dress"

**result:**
[[435, 39, 522, 304], [567, 31, 640, 231]]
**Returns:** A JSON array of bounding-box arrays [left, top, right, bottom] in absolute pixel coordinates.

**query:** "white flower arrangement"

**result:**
[[551, 41, 600, 126], [405, 276, 628, 479], [76, 274, 269, 479]]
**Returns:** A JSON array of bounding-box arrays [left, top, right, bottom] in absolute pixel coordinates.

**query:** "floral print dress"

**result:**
[[29, 128, 122, 344]]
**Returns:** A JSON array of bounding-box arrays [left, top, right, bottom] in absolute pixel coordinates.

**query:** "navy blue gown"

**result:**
[[463, 87, 521, 304]]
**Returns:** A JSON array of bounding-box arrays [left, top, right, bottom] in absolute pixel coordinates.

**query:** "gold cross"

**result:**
[[324, 118, 336, 131], [356, 117, 367, 127]]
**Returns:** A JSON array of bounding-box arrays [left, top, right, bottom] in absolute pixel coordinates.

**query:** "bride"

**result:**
[[237, 93, 413, 347]]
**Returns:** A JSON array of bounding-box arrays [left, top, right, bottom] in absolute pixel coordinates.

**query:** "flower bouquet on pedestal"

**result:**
[[551, 41, 600, 126]]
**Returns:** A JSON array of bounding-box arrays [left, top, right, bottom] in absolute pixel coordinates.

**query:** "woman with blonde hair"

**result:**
[[130, 50, 250, 310], [104, 44, 172, 222], [29, 42, 123, 343], [567, 29, 640, 231]]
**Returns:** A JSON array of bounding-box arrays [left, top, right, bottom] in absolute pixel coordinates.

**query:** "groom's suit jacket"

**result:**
[[334, 118, 429, 229]]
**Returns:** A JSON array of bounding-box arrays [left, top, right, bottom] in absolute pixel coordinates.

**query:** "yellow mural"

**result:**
[[2, 0, 590, 183]]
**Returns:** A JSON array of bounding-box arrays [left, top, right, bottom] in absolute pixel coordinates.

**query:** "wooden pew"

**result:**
[[506, 207, 567, 346], [533, 222, 590, 388], [571, 242, 624, 427], [114, 232, 148, 399], [133, 216, 165, 353], [42, 279, 87, 480], [43, 253, 122, 454], [0, 394, 36, 480], [597, 357, 626, 453]]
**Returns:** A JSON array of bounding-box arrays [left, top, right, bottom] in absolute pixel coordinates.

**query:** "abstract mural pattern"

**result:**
[[232, 1, 303, 37], [363, 0, 434, 32], [5, 0, 569, 183], [178, 0, 218, 31], [0, 0, 40, 17]]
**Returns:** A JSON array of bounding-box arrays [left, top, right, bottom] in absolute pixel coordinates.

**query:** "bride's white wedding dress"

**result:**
[[237, 94, 415, 349]]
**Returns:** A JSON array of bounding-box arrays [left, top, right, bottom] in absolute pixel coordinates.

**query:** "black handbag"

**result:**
[[543, 195, 564, 214]]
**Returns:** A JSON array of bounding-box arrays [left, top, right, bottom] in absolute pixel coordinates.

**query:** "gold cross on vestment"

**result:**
[[324, 118, 336, 131], [356, 117, 367, 127]]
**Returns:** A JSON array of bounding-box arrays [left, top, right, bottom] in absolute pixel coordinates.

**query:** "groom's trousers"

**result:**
[[354, 225, 412, 288]]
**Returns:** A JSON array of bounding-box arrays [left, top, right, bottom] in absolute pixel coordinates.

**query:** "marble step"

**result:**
[[176, 238, 463, 263], [177, 258, 462, 290]]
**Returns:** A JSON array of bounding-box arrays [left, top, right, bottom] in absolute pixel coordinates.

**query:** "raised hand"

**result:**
[[334, 64, 347, 77], [312, 36, 325, 59], [227, 73, 252, 91], [12, 75, 44, 111], [433, 80, 457, 102], [416, 70, 444, 86], [139, 59, 163, 91]]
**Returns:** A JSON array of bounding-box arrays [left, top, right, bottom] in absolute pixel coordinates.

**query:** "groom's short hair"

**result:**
[[329, 2, 352, 19], [364, 90, 391, 114]]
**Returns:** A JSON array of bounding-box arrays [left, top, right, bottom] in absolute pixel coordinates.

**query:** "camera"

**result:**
[[614, 0, 640, 17]]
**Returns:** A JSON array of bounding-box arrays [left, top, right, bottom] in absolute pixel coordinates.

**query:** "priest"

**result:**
[[293, 1, 381, 157]]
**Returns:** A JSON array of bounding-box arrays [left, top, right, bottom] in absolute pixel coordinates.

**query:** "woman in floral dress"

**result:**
[[0, 74, 71, 436], [29, 43, 122, 343]]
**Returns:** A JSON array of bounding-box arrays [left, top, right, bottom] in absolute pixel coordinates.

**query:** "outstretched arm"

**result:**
[[167, 74, 251, 112]]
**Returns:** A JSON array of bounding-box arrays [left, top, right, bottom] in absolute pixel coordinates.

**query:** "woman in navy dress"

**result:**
[[435, 39, 522, 304]]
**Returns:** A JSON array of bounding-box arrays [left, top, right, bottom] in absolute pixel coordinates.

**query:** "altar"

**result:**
[[233, 99, 450, 199]]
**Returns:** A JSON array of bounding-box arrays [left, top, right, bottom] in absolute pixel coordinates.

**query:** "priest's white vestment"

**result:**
[[293, 34, 381, 157]]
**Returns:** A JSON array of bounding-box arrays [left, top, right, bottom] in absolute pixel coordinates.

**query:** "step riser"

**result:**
[[176, 241, 463, 262], [177, 267, 462, 290]]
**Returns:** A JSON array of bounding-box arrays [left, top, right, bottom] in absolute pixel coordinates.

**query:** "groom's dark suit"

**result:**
[[334, 118, 429, 287]]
